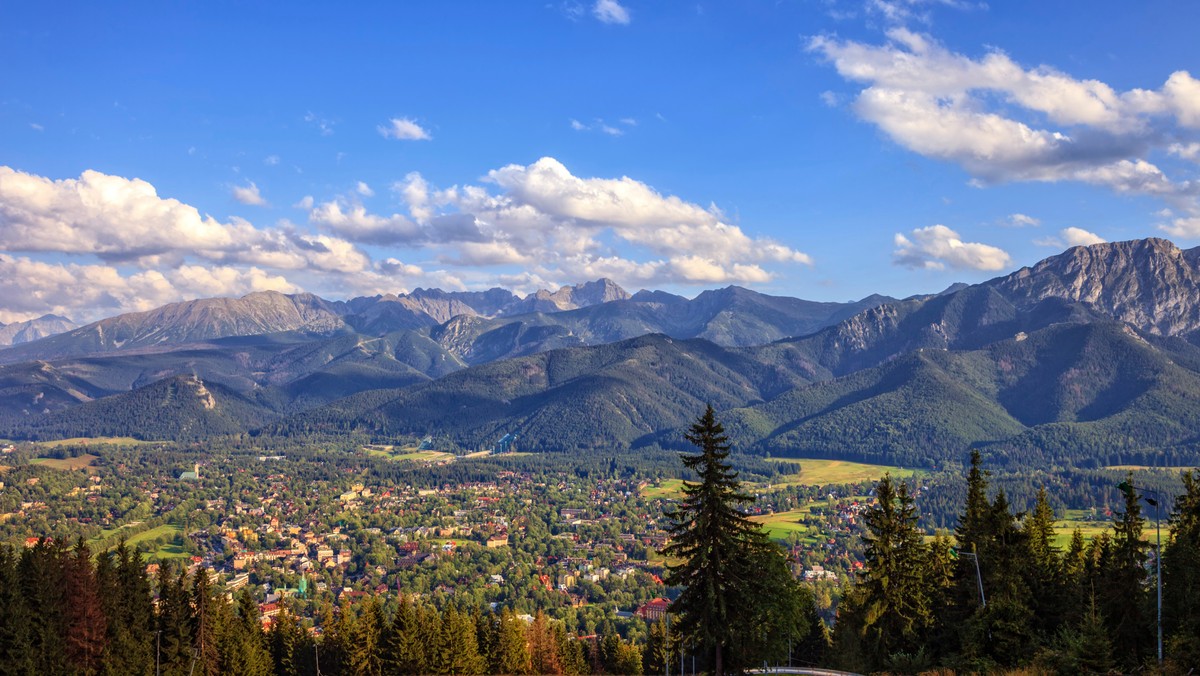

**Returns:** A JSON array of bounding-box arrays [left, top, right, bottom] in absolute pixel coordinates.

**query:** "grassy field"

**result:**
[[1104, 465, 1198, 472], [127, 524, 189, 560], [35, 436, 149, 448], [31, 453, 99, 471], [751, 507, 823, 543], [764, 458, 920, 487], [750, 497, 872, 543], [363, 445, 454, 463], [641, 478, 687, 500], [1052, 509, 1130, 548], [393, 450, 454, 462]]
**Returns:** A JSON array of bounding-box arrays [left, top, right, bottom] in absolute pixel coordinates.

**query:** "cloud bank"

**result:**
[[0, 159, 810, 321], [811, 29, 1200, 214]]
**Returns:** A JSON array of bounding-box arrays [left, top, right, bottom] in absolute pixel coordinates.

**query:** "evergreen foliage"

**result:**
[[663, 405, 817, 675], [830, 452, 1191, 673]]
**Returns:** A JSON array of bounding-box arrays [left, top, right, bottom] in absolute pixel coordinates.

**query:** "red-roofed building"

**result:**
[[635, 597, 671, 621]]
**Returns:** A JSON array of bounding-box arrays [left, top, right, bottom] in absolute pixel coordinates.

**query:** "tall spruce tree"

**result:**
[[663, 405, 809, 675], [0, 546, 34, 674], [65, 539, 107, 675], [1163, 470, 1200, 667], [1023, 487, 1066, 642], [1105, 478, 1153, 669], [189, 570, 222, 676], [850, 475, 931, 667]]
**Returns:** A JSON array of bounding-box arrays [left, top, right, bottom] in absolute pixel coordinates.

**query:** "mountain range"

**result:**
[[5, 237, 1200, 469], [0, 315, 77, 347]]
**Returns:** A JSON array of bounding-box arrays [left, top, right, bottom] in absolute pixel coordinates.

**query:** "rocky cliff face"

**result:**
[[0, 315, 77, 346], [988, 238, 1200, 336], [504, 279, 631, 314], [0, 292, 348, 362]]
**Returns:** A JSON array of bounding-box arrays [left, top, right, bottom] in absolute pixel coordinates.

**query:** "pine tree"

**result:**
[[642, 618, 672, 676], [663, 405, 799, 675], [189, 570, 222, 676], [155, 566, 192, 676], [527, 611, 563, 675], [920, 533, 955, 662], [853, 475, 931, 666], [973, 490, 1035, 667], [1023, 487, 1066, 642], [316, 601, 352, 675], [557, 622, 588, 676], [220, 590, 271, 676], [493, 608, 530, 675], [105, 541, 154, 676], [472, 607, 496, 670], [383, 597, 426, 674], [1104, 478, 1153, 669], [18, 538, 69, 675], [440, 605, 486, 675], [349, 596, 384, 676], [0, 545, 34, 675], [64, 538, 108, 675], [266, 609, 304, 676], [1163, 469, 1200, 667]]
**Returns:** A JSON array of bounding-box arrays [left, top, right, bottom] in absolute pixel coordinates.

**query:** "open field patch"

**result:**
[[641, 478, 687, 500], [31, 453, 99, 471], [125, 524, 189, 560], [363, 446, 454, 463], [36, 437, 149, 448], [764, 458, 920, 486], [751, 506, 828, 543], [1104, 465, 1198, 472]]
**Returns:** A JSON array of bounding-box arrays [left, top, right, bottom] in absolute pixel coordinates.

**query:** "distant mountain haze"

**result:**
[[7, 238, 1200, 470]]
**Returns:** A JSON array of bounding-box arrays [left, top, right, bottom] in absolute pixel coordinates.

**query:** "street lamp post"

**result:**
[[955, 545, 986, 608], [1117, 480, 1163, 667]]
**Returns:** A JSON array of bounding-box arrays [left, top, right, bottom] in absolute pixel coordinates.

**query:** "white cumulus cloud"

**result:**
[[1035, 227, 1107, 249], [1061, 227, 1106, 247], [378, 117, 432, 141], [232, 182, 267, 206], [1006, 213, 1041, 227], [893, 224, 1011, 270], [593, 0, 630, 24], [392, 156, 812, 286], [810, 29, 1200, 211]]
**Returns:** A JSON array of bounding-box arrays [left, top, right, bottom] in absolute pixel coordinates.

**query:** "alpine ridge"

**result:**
[[5, 237, 1200, 471]]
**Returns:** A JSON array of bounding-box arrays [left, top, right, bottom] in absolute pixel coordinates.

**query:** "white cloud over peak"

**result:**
[[593, 0, 630, 25], [1034, 227, 1107, 249], [1159, 215, 1200, 238], [0, 167, 257, 258], [307, 200, 422, 246], [0, 160, 812, 320], [232, 181, 267, 206], [378, 117, 432, 141], [1061, 227, 1106, 247], [0, 254, 298, 323], [810, 30, 1200, 210], [389, 156, 811, 286], [893, 224, 1011, 270]]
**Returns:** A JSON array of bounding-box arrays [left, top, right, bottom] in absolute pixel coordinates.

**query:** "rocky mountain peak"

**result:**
[[514, 278, 631, 313], [0, 314, 79, 347], [989, 237, 1200, 335]]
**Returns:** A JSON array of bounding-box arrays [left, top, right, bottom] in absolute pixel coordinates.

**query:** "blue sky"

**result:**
[[2, 1, 1199, 323]]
